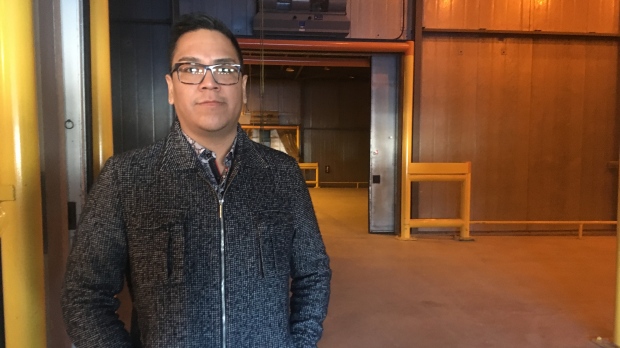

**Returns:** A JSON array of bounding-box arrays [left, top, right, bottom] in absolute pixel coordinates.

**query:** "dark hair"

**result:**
[[169, 13, 243, 68]]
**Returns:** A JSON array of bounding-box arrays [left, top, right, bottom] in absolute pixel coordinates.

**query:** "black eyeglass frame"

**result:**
[[169, 62, 243, 85]]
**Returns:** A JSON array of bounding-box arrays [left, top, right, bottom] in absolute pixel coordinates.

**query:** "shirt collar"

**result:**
[[182, 131, 237, 163]]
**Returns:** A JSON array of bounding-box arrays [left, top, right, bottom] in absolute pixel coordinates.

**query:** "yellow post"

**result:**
[[0, 0, 48, 346], [459, 162, 473, 241], [615, 150, 620, 345], [91, 0, 115, 175], [398, 41, 415, 241]]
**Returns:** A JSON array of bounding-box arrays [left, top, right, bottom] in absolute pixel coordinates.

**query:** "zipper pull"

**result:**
[[219, 198, 224, 219]]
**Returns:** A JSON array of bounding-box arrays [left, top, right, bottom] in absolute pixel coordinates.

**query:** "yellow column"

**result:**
[[91, 0, 115, 176], [459, 162, 473, 241], [398, 41, 415, 241], [0, 0, 47, 346], [615, 149, 620, 344]]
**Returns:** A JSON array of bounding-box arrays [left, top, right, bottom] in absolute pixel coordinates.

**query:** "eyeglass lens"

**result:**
[[176, 63, 240, 85]]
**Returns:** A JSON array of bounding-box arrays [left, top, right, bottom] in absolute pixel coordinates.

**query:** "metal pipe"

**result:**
[[90, 0, 114, 177], [409, 174, 469, 181], [238, 38, 411, 53], [471, 221, 616, 225], [409, 219, 465, 228], [0, 0, 47, 345], [243, 56, 370, 67]]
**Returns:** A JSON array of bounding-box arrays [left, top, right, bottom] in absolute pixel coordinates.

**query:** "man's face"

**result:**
[[165, 29, 247, 140]]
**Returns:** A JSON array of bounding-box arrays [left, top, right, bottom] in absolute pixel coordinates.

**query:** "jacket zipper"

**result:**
[[206, 161, 238, 348], [219, 197, 226, 348], [218, 165, 238, 348]]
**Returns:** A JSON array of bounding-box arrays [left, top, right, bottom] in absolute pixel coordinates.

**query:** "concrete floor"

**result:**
[[311, 188, 617, 348]]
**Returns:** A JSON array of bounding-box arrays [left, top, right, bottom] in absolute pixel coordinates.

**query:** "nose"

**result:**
[[199, 69, 219, 89]]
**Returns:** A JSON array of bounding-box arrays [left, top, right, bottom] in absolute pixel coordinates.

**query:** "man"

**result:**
[[62, 13, 331, 348]]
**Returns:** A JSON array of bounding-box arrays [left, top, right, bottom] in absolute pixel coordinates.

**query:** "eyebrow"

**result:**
[[176, 57, 239, 65]]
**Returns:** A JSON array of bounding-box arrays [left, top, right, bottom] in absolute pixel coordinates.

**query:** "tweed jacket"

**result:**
[[62, 121, 331, 348]]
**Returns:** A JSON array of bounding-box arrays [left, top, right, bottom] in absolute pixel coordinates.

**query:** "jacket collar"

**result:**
[[158, 120, 269, 172]]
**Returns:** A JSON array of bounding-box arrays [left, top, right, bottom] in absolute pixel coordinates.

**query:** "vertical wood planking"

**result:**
[[587, 0, 620, 33], [579, 41, 619, 222], [110, 23, 172, 154], [348, 0, 408, 39], [420, 34, 617, 229], [527, 40, 586, 226], [245, 77, 370, 183], [302, 79, 370, 182], [246, 79, 301, 125], [469, 38, 533, 229], [424, 0, 618, 33], [420, 37, 479, 221]]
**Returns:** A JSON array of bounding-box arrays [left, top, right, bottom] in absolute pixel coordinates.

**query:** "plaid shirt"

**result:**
[[183, 132, 237, 198]]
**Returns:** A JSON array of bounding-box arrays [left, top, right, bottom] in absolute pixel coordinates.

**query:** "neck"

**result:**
[[199, 131, 236, 158], [183, 125, 238, 163]]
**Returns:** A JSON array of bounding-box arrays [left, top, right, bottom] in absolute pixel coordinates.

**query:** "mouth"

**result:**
[[196, 100, 224, 106]]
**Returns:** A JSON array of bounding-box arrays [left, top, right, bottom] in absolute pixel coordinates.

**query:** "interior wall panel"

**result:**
[[420, 36, 618, 230], [302, 79, 371, 183], [528, 40, 586, 225], [179, 0, 256, 36], [304, 130, 370, 182], [110, 23, 173, 154], [246, 79, 301, 125], [471, 38, 533, 230], [109, 0, 171, 21], [348, 0, 409, 39], [424, 0, 530, 30], [178, 0, 412, 40], [530, 0, 619, 33], [424, 0, 619, 33], [578, 40, 618, 222], [419, 37, 479, 221]]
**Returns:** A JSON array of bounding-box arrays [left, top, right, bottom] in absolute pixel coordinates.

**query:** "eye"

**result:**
[[214, 65, 238, 74], [179, 64, 204, 75]]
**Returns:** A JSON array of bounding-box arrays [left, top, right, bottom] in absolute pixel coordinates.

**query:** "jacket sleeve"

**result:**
[[288, 165, 332, 348], [62, 156, 132, 347]]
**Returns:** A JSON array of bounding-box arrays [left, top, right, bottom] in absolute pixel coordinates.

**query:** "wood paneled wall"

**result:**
[[302, 80, 371, 183], [246, 78, 371, 183], [348, 0, 410, 39], [246, 79, 302, 125], [424, 0, 619, 33], [419, 36, 618, 229], [418, 0, 620, 231], [109, 0, 173, 154]]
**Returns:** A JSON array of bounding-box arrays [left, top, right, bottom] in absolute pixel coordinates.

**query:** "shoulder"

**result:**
[[102, 140, 166, 175], [246, 140, 299, 169]]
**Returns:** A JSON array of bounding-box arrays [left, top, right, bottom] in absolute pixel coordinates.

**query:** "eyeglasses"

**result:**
[[170, 62, 242, 85]]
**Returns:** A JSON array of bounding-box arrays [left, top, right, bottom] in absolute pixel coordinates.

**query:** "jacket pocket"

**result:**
[[127, 210, 186, 286], [252, 210, 294, 278]]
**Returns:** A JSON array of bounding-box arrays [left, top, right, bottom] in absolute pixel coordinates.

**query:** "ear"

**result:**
[[165, 74, 175, 105], [241, 74, 248, 104]]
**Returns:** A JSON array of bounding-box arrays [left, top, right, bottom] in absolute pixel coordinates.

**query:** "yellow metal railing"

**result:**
[[299, 163, 320, 188], [471, 220, 616, 239], [0, 0, 48, 345], [90, 0, 114, 176], [399, 162, 472, 241]]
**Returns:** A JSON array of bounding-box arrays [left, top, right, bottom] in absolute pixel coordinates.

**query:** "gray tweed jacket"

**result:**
[[62, 121, 331, 348]]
